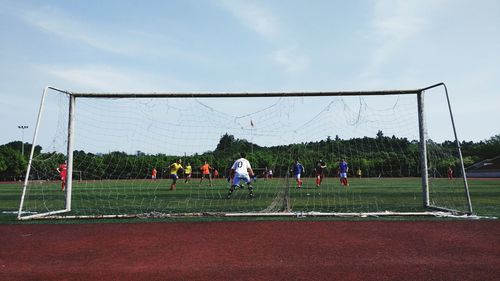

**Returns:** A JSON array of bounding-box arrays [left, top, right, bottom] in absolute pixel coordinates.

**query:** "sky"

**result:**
[[1, 0, 499, 151]]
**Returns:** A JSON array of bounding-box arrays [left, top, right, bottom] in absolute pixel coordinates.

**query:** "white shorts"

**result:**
[[233, 173, 251, 186], [340, 172, 347, 178]]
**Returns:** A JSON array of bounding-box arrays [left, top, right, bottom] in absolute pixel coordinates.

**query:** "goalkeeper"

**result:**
[[227, 152, 255, 199]]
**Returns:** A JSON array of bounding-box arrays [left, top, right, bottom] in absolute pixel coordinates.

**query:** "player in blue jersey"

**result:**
[[291, 159, 305, 188], [339, 159, 349, 186]]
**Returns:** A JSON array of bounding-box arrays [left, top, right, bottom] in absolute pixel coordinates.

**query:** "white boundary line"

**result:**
[[28, 211, 496, 220]]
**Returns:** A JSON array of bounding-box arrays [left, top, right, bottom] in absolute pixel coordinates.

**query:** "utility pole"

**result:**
[[17, 125, 29, 156]]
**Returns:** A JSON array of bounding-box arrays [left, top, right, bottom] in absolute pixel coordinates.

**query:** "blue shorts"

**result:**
[[170, 174, 178, 181]]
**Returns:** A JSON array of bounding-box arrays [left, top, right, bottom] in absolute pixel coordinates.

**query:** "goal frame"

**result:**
[[17, 83, 473, 220]]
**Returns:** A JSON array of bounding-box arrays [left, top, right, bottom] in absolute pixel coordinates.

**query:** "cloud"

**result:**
[[20, 7, 129, 55], [18, 6, 210, 63], [215, 0, 310, 74], [272, 46, 310, 74], [359, 0, 431, 83], [215, 0, 281, 41], [38, 64, 190, 92], [372, 1, 428, 40]]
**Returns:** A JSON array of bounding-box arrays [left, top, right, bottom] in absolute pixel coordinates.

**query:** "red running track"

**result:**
[[1, 221, 499, 281]]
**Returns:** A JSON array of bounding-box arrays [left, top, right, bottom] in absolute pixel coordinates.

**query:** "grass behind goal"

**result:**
[[3, 178, 499, 221], [13, 177, 467, 217]]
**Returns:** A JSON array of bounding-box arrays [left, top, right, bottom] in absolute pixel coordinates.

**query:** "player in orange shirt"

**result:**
[[56, 160, 67, 191], [199, 160, 213, 187]]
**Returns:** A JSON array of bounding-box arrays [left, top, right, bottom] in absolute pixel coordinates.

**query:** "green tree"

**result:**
[[216, 133, 236, 151], [0, 145, 27, 180], [376, 130, 384, 140]]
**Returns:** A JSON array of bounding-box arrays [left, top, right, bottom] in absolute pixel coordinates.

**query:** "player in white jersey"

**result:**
[[227, 152, 255, 198]]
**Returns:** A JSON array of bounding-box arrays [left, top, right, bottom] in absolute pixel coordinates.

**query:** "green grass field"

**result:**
[[1, 177, 499, 223]]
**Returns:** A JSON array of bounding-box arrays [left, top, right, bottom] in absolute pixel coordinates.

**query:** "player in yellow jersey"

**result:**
[[168, 159, 183, 190], [184, 162, 192, 183]]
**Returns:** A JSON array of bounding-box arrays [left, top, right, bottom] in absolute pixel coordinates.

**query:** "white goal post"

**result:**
[[18, 83, 473, 220]]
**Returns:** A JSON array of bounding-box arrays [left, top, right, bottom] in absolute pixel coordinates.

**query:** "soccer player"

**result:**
[[339, 159, 349, 186], [168, 159, 183, 190], [263, 167, 270, 180], [151, 167, 157, 180], [356, 168, 362, 178], [184, 162, 192, 183], [227, 152, 255, 199], [56, 160, 67, 191], [314, 159, 327, 187], [291, 159, 304, 188], [199, 160, 213, 187], [447, 166, 454, 180]]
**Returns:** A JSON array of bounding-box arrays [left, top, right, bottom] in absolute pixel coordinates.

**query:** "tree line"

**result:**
[[1, 133, 499, 181]]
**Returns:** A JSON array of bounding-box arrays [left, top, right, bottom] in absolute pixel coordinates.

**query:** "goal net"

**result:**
[[18, 84, 473, 219]]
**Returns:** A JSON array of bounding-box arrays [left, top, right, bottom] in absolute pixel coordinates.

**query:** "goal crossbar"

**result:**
[[53, 88, 434, 99]]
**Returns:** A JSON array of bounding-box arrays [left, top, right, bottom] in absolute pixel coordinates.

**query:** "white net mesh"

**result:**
[[19, 88, 472, 218]]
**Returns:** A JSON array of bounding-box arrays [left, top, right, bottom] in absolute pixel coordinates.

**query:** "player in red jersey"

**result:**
[[447, 166, 453, 180], [151, 167, 157, 180], [56, 160, 67, 191], [315, 159, 327, 187]]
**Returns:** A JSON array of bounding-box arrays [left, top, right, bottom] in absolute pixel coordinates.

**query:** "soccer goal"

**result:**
[[18, 83, 473, 220]]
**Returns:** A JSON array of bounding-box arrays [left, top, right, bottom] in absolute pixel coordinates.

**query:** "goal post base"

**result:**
[[426, 204, 473, 215], [17, 209, 70, 221]]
